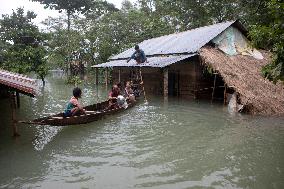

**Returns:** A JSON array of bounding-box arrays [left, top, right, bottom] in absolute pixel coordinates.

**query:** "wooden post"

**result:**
[[211, 73, 217, 103], [177, 71, 180, 97], [194, 61, 197, 99], [95, 68, 99, 86], [224, 84, 227, 105], [163, 67, 169, 98], [16, 91, 20, 108], [105, 68, 108, 89], [95, 68, 99, 102], [10, 93, 20, 137], [118, 68, 121, 83]]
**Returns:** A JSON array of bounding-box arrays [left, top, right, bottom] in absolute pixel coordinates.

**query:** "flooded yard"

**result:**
[[0, 76, 283, 189]]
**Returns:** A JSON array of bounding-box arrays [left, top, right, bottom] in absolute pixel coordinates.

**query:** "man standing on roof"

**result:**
[[127, 45, 147, 64]]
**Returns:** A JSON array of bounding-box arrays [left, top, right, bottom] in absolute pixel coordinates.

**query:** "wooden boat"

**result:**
[[19, 100, 137, 126]]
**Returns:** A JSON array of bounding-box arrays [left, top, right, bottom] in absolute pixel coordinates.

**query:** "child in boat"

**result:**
[[64, 87, 86, 117], [124, 81, 136, 102]]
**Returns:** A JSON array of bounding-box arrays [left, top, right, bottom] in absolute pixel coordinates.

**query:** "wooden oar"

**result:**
[[139, 68, 148, 104]]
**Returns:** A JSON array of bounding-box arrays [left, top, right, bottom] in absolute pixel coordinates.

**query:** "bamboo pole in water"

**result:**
[[105, 68, 108, 89], [224, 84, 227, 105], [118, 68, 121, 83], [16, 91, 20, 108], [211, 73, 217, 103], [10, 93, 20, 137], [95, 68, 99, 86], [163, 67, 169, 99]]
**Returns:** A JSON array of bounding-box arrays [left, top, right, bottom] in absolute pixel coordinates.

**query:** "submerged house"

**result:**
[[93, 20, 284, 116], [0, 69, 38, 136]]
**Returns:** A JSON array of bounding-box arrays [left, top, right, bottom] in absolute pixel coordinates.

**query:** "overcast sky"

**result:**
[[0, 0, 135, 25]]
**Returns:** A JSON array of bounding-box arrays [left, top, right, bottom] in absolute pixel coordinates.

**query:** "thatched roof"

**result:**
[[199, 46, 284, 116]]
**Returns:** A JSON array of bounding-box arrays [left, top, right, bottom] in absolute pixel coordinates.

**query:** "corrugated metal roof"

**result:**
[[0, 69, 38, 97], [110, 21, 236, 60], [92, 54, 196, 68]]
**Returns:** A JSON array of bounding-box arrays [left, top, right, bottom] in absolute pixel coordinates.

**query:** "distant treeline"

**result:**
[[0, 0, 283, 82]]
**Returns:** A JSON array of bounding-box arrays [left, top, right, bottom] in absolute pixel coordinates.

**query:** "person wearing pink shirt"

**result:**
[[108, 84, 120, 109]]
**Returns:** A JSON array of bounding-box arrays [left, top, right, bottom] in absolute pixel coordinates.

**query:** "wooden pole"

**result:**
[[177, 71, 180, 97], [10, 93, 20, 137], [194, 61, 197, 99], [95, 68, 99, 86], [95, 68, 99, 102], [211, 73, 217, 103], [105, 68, 108, 89], [224, 84, 227, 105], [163, 67, 169, 98], [16, 91, 20, 108], [118, 68, 121, 83]]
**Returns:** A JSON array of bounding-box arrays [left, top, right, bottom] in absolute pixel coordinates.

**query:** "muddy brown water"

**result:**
[[0, 75, 283, 189]]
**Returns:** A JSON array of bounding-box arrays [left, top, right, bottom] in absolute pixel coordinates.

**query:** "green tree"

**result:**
[[31, 0, 92, 32], [249, 0, 284, 82], [0, 8, 48, 85], [121, 0, 135, 12], [43, 17, 95, 81], [37, 0, 118, 76], [86, 3, 174, 64], [147, 0, 242, 30], [239, 0, 271, 26], [84, 0, 118, 20], [32, 0, 93, 76]]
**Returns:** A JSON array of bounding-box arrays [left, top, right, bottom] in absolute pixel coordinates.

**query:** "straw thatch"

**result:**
[[199, 46, 284, 115]]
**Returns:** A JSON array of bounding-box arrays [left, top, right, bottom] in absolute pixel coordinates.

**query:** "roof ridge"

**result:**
[[143, 20, 236, 42], [110, 20, 238, 60]]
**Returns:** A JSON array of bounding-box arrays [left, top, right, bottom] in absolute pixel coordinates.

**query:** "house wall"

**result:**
[[167, 56, 219, 99], [112, 67, 163, 95], [167, 58, 198, 98], [111, 56, 223, 99]]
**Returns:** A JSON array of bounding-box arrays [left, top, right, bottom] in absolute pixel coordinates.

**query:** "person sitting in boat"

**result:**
[[126, 45, 147, 64], [108, 84, 120, 109], [64, 87, 86, 117], [117, 82, 124, 95], [124, 81, 136, 102]]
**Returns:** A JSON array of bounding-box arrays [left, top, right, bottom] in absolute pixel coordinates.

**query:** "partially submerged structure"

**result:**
[[0, 69, 38, 97], [0, 69, 38, 136], [93, 20, 284, 115]]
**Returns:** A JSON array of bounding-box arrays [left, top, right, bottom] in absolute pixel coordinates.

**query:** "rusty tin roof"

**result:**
[[0, 69, 39, 97]]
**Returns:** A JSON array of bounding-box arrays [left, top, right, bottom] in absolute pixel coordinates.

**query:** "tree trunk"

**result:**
[[67, 9, 72, 76], [67, 10, 71, 32], [79, 60, 84, 79], [41, 76, 45, 87]]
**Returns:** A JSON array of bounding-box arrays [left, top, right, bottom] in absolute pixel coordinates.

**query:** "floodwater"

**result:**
[[0, 74, 283, 189]]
